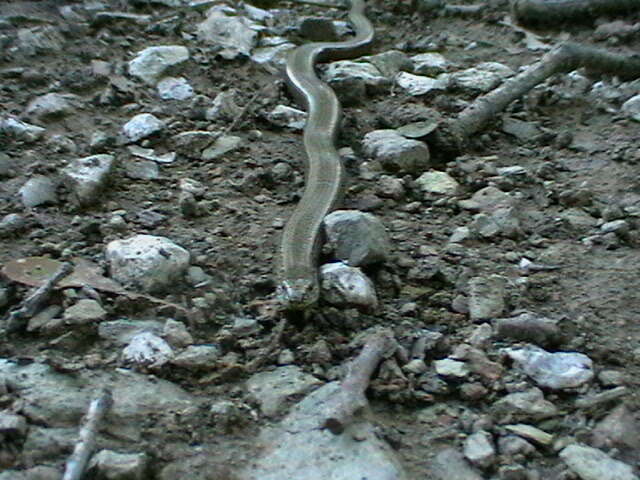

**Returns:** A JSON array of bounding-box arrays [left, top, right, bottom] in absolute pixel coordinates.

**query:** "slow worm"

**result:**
[[278, 0, 374, 308]]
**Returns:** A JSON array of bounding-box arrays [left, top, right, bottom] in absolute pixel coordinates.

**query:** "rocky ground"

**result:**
[[1, 0, 640, 479]]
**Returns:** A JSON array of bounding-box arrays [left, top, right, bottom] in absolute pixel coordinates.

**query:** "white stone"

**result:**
[[621, 94, 640, 122], [105, 235, 190, 293], [434, 358, 469, 378], [197, 7, 258, 59], [504, 345, 594, 390], [62, 154, 115, 206], [122, 332, 173, 368], [157, 77, 194, 100], [395, 72, 448, 96], [128, 45, 189, 85], [560, 444, 638, 480], [450, 62, 514, 94], [320, 262, 378, 309], [416, 170, 460, 195], [0, 116, 45, 143], [122, 114, 166, 143], [411, 52, 450, 76], [171, 345, 221, 369], [362, 129, 430, 173], [19, 176, 57, 208]]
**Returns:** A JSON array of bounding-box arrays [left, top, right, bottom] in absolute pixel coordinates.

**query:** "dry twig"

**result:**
[[5, 261, 73, 333], [434, 41, 640, 155], [62, 388, 113, 480], [322, 328, 397, 434]]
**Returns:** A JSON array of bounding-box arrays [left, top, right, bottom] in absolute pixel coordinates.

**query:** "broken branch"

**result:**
[[62, 388, 113, 480], [433, 41, 640, 155], [5, 261, 73, 334], [322, 328, 397, 434]]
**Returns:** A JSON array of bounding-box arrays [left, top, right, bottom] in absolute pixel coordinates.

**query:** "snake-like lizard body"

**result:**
[[278, 0, 374, 309]]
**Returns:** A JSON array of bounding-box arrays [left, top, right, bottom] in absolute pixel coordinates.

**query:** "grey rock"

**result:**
[[299, 17, 338, 41], [128, 45, 189, 85], [0, 116, 45, 143], [434, 358, 470, 378], [621, 93, 640, 122], [429, 448, 483, 480], [591, 404, 640, 450], [186, 265, 211, 286], [324, 210, 390, 266], [62, 154, 115, 206], [494, 312, 561, 347], [251, 39, 295, 69], [0, 466, 59, 480], [377, 175, 405, 199], [449, 227, 471, 244], [245, 365, 322, 417], [22, 426, 76, 464], [26, 304, 62, 333], [19, 175, 58, 208], [163, 318, 193, 348], [121, 113, 165, 144], [468, 275, 507, 321], [362, 50, 413, 78], [600, 219, 629, 236], [122, 332, 174, 368], [172, 131, 218, 158], [105, 235, 190, 293], [206, 91, 242, 121], [324, 61, 388, 104], [87, 450, 148, 480], [0, 358, 197, 440], [493, 388, 558, 421], [266, 105, 306, 130], [0, 410, 28, 437], [597, 369, 626, 386], [504, 345, 594, 390], [171, 345, 221, 369], [411, 52, 450, 76], [559, 444, 638, 480], [362, 129, 430, 173], [24, 93, 79, 122], [459, 186, 512, 211], [320, 262, 378, 309], [463, 430, 496, 469], [395, 71, 449, 96], [63, 299, 107, 325], [468, 207, 521, 238], [98, 319, 163, 345], [202, 135, 242, 161], [17, 26, 64, 55], [157, 76, 194, 100], [502, 117, 540, 142], [450, 62, 514, 94], [240, 382, 407, 480], [497, 435, 537, 457], [231, 317, 261, 337], [125, 159, 160, 180], [0, 213, 27, 237], [416, 170, 460, 195], [197, 7, 258, 59]]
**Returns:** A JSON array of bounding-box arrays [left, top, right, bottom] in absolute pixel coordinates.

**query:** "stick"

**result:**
[[5, 261, 73, 333], [433, 41, 640, 155], [322, 329, 396, 434], [62, 388, 113, 480]]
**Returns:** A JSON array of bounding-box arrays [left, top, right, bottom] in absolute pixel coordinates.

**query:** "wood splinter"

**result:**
[[323, 329, 397, 434], [62, 388, 113, 480]]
